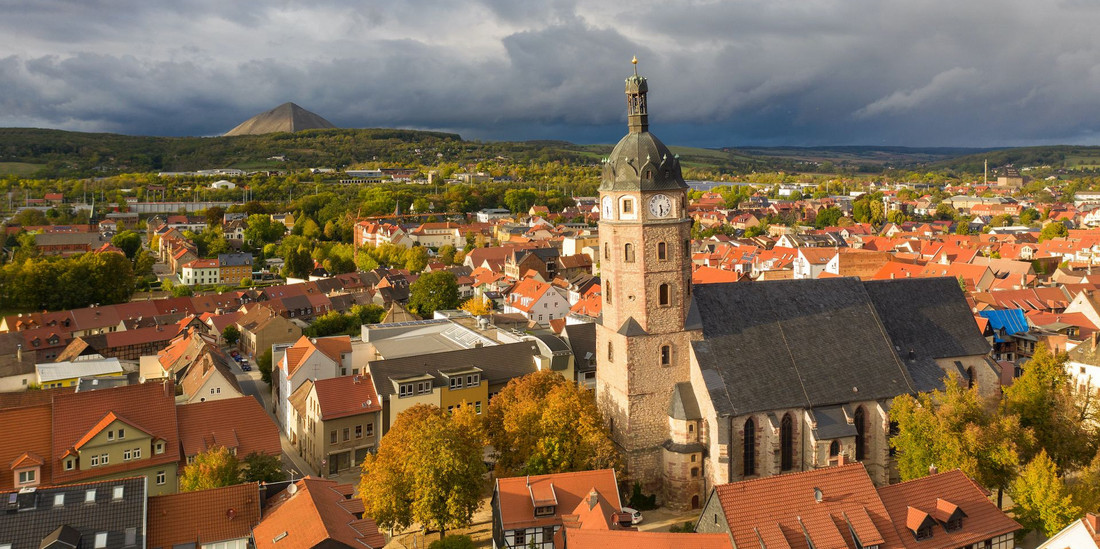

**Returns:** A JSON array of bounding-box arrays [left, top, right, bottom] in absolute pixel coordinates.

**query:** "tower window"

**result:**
[[661, 345, 671, 366], [608, 342, 614, 362], [659, 284, 670, 306], [604, 242, 609, 260], [684, 239, 691, 259], [605, 281, 611, 304], [657, 242, 667, 260], [624, 243, 635, 263], [623, 199, 634, 214]]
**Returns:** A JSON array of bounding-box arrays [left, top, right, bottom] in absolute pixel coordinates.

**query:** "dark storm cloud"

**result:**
[[4, 0, 1100, 145]]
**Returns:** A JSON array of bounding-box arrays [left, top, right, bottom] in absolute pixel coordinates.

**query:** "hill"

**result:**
[[225, 102, 336, 136]]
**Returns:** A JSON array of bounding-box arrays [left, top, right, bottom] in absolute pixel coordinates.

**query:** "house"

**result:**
[[491, 469, 627, 549], [1065, 333, 1100, 399], [288, 373, 382, 476], [0, 476, 147, 549], [235, 304, 302, 360], [793, 247, 837, 279], [175, 397, 282, 466], [1037, 513, 1100, 549], [180, 259, 221, 286], [504, 247, 560, 280], [218, 253, 253, 284], [36, 358, 124, 389], [409, 221, 467, 248], [252, 477, 385, 549], [178, 345, 244, 403], [273, 335, 352, 432], [147, 482, 262, 549], [504, 278, 569, 326], [562, 530, 732, 549]]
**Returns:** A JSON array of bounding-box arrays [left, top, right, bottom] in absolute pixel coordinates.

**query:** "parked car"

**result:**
[[230, 350, 240, 358], [241, 363, 252, 371], [621, 507, 643, 525]]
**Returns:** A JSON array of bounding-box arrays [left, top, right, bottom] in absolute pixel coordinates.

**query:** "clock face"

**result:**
[[648, 194, 673, 218], [602, 196, 614, 219]]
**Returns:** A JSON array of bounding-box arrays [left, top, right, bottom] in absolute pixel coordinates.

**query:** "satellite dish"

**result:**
[[287, 483, 298, 495]]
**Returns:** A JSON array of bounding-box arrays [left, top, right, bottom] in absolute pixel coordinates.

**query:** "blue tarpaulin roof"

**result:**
[[978, 309, 1029, 342]]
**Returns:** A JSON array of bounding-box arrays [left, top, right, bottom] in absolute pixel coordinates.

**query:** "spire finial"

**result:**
[[632, 56, 638, 75]]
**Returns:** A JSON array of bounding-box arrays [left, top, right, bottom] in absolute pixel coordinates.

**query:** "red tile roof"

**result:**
[[253, 477, 385, 549], [147, 482, 262, 548], [495, 469, 621, 532], [877, 469, 1020, 549], [0, 404, 52, 492], [312, 374, 382, 421], [565, 530, 732, 549], [176, 397, 281, 460]]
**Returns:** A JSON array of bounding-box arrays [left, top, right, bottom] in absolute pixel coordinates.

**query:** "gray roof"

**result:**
[[599, 131, 688, 193], [0, 476, 146, 549], [811, 405, 857, 440], [669, 382, 702, 420], [367, 341, 538, 398], [562, 323, 596, 370], [691, 278, 925, 417]]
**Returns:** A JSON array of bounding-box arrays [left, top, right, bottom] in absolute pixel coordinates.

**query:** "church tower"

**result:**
[[596, 59, 699, 501]]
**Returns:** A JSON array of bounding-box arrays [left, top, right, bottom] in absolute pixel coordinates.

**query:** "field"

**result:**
[[0, 162, 45, 177]]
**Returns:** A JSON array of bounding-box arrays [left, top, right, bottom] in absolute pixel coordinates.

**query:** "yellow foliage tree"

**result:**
[[459, 296, 491, 316]]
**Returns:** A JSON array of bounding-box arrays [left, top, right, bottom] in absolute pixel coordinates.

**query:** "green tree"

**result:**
[[934, 203, 957, 221], [1019, 208, 1041, 225], [359, 404, 486, 538], [814, 207, 843, 229], [408, 271, 459, 316], [429, 535, 475, 549], [486, 370, 621, 476], [242, 451, 287, 483], [240, 277, 253, 288], [1010, 450, 1081, 537], [110, 230, 142, 259], [890, 374, 1026, 500], [244, 214, 285, 246], [257, 348, 273, 384], [404, 246, 430, 273], [179, 446, 242, 492], [438, 244, 457, 265], [1040, 222, 1068, 242], [283, 246, 314, 279], [222, 325, 240, 345]]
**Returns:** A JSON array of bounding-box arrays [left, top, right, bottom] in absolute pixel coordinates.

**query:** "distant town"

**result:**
[[1, 69, 1099, 549]]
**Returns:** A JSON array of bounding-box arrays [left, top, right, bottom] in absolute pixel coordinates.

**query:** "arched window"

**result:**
[[659, 284, 671, 306], [624, 243, 635, 263], [661, 345, 671, 366], [854, 406, 867, 461], [829, 440, 840, 457], [780, 414, 794, 471], [607, 341, 614, 362], [966, 366, 976, 389], [657, 242, 667, 260], [743, 417, 756, 476], [692, 495, 700, 509]]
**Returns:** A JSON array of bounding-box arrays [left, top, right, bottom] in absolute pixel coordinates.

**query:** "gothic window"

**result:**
[[829, 440, 840, 457], [780, 414, 794, 471], [657, 242, 667, 260], [855, 406, 867, 461], [661, 345, 671, 366], [659, 284, 671, 306], [624, 243, 635, 263], [743, 417, 756, 476]]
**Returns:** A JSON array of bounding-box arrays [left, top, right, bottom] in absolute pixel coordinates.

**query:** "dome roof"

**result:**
[[599, 131, 687, 192]]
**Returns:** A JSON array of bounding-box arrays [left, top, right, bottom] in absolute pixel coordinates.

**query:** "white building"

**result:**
[[180, 259, 220, 286]]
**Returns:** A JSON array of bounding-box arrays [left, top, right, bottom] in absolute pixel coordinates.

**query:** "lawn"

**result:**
[[0, 162, 45, 177]]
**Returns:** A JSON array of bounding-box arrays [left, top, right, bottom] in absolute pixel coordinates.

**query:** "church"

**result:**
[[595, 62, 1000, 511]]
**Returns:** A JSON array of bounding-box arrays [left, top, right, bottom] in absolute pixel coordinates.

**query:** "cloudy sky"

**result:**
[[4, 0, 1100, 147]]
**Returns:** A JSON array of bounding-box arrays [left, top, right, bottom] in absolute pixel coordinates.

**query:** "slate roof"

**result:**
[[368, 341, 538, 397], [0, 476, 146, 549], [562, 322, 596, 370], [147, 482, 262, 549], [669, 382, 701, 420]]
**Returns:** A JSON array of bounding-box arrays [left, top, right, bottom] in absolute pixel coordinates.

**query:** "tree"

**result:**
[[486, 370, 621, 477], [179, 446, 242, 492], [110, 230, 142, 259], [1020, 208, 1041, 225], [240, 277, 253, 288], [242, 451, 287, 483], [244, 214, 285, 246], [1001, 344, 1098, 471], [814, 207, 843, 229], [408, 271, 459, 316], [429, 535, 475, 549], [359, 404, 485, 538], [438, 244, 457, 265], [257, 348, 273, 384], [934, 203, 957, 221], [405, 246, 430, 273], [283, 246, 314, 279], [1010, 450, 1081, 537], [222, 325, 240, 345], [1040, 222, 1068, 242], [890, 374, 1025, 499], [459, 296, 491, 316]]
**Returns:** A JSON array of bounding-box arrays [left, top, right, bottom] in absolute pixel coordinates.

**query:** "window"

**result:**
[[343, 428, 350, 442], [467, 374, 477, 386], [90, 455, 100, 467], [659, 283, 670, 306], [946, 515, 963, 532], [94, 532, 108, 549], [156, 471, 166, 485], [54, 493, 65, 506], [125, 527, 137, 547], [399, 384, 412, 397], [450, 377, 463, 390], [475, 401, 482, 415], [743, 417, 756, 476], [888, 420, 900, 457], [366, 423, 374, 437], [780, 414, 794, 471], [661, 345, 671, 366], [608, 341, 614, 362], [133, 448, 141, 459], [155, 442, 164, 455], [330, 431, 338, 444], [418, 382, 432, 395], [18, 470, 35, 484], [966, 366, 976, 389], [85, 489, 96, 503], [355, 425, 363, 438], [829, 440, 840, 457], [622, 199, 634, 214], [854, 407, 867, 461], [101, 453, 109, 465], [605, 280, 611, 304], [691, 467, 699, 478], [123, 449, 132, 461], [514, 532, 526, 546], [915, 524, 933, 540], [624, 243, 635, 262], [117, 428, 125, 439], [112, 486, 124, 500], [107, 430, 114, 441], [685, 239, 691, 259], [604, 242, 609, 260]]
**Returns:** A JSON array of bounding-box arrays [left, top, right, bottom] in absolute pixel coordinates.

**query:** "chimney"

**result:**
[[836, 454, 847, 466], [1085, 513, 1099, 535], [588, 489, 599, 510], [929, 464, 938, 475]]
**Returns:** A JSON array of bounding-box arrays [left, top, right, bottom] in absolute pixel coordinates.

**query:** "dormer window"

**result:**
[[945, 515, 962, 532], [915, 524, 933, 540], [534, 505, 556, 517]]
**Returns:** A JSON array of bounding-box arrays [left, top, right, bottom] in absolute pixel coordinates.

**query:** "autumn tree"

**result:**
[[408, 271, 459, 316], [486, 370, 621, 477], [459, 296, 491, 316], [1001, 344, 1098, 471], [889, 374, 1026, 502], [438, 244, 457, 265], [1010, 450, 1081, 537], [359, 404, 485, 538], [179, 446, 242, 492]]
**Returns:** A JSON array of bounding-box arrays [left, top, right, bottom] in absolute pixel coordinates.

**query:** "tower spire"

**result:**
[[625, 57, 648, 134]]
